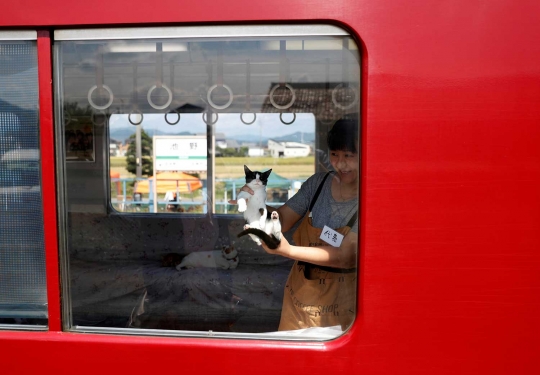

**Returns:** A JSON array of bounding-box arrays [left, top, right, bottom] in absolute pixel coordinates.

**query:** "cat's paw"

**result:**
[[238, 198, 247, 212], [248, 233, 262, 246], [243, 224, 250, 230], [259, 215, 267, 228], [271, 211, 282, 234]]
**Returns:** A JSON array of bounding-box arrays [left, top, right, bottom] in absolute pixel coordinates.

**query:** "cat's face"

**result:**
[[244, 165, 272, 189], [161, 253, 183, 267]]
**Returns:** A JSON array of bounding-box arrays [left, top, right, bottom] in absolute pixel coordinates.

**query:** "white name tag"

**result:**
[[319, 225, 344, 247]]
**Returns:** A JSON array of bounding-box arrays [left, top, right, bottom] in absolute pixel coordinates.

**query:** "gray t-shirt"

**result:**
[[286, 172, 358, 233]]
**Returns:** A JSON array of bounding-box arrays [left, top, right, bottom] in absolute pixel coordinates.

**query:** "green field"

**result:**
[[110, 155, 314, 214], [110, 156, 315, 179]]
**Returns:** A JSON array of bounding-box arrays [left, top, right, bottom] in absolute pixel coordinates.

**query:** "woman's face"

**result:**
[[329, 149, 359, 185]]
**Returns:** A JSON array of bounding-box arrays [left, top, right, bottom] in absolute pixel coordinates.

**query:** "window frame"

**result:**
[[53, 25, 361, 340], [0, 30, 60, 332]]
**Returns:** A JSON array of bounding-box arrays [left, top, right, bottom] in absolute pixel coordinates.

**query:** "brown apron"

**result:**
[[278, 173, 357, 331]]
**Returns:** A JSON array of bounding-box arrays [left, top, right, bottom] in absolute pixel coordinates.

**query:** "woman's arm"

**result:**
[[261, 230, 358, 269], [274, 204, 302, 233]]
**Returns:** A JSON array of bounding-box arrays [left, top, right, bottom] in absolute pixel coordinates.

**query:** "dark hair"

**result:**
[[326, 117, 359, 153]]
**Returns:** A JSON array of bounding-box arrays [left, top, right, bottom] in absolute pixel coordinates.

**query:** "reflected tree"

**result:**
[[125, 129, 153, 177]]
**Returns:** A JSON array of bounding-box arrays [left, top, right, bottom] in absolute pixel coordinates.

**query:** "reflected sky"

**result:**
[[109, 113, 315, 140]]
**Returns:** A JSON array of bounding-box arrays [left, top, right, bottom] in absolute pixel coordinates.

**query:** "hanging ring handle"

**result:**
[[88, 46, 113, 111], [331, 84, 358, 110], [128, 110, 144, 126], [280, 112, 296, 125], [240, 112, 257, 125], [203, 110, 219, 125], [91, 110, 107, 127], [165, 110, 181, 125], [240, 59, 256, 125], [318, 58, 336, 125], [207, 84, 234, 110], [88, 85, 114, 110], [270, 41, 295, 110], [64, 111, 72, 126], [332, 39, 357, 110], [129, 62, 144, 124], [207, 48, 233, 110], [147, 84, 173, 110], [318, 106, 336, 125], [147, 42, 173, 110], [269, 83, 296, 110]]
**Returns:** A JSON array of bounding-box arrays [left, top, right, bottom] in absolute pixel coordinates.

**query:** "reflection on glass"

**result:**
[[57, 29, 360, 339], [107, 113, 316, 214], [0, 41, 48, 328]]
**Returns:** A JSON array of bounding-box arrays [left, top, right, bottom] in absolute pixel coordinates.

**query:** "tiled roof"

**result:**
[[260, 82, 359, 123]]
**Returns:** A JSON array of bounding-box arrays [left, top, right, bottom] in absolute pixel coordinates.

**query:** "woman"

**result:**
[[234, 117, 359, 331]]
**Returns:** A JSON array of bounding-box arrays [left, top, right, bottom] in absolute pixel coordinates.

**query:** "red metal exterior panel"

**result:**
[[37, 30, 62, 333]]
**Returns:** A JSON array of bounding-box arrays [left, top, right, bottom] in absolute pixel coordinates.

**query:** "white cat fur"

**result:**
[[237, 171, 270, 245], [237, 168, 282, 247], [176, 246, 239, 270]]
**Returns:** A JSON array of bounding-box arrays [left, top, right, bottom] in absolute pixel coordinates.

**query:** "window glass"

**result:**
[[56, 26, 360, 339], [0, 39, 48, 328]]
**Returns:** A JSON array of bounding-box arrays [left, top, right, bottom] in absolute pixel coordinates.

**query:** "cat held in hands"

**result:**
[[236, 165, 282, 249]]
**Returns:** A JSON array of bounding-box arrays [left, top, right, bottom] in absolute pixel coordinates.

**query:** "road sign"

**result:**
[[153, 135, 207, 171]]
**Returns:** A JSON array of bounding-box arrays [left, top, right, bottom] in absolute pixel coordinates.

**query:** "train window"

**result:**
[[55, 25, 360, 340], [0, 32, 48, 330]]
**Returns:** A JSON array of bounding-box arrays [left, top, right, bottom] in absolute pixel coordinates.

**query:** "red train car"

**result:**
[[1, 0, 540, 374]]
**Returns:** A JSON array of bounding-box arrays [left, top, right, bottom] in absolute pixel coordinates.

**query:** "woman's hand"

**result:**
[[260, 235, 292, 257], [260, 231, 357, 269], [228, 184, 254, 205]]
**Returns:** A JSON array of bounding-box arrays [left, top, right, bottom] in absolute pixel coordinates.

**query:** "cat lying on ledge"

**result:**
[[178, 246, 239, 270], [161, 246, 239, 270]]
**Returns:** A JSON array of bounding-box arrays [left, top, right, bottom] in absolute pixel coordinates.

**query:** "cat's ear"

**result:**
[[263, 169, 272, 178], [244, 165, 251, 174]]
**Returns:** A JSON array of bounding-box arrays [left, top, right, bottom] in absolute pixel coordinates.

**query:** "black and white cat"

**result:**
[[236, 165, 282, 249], [175, 246, 239, 270]]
